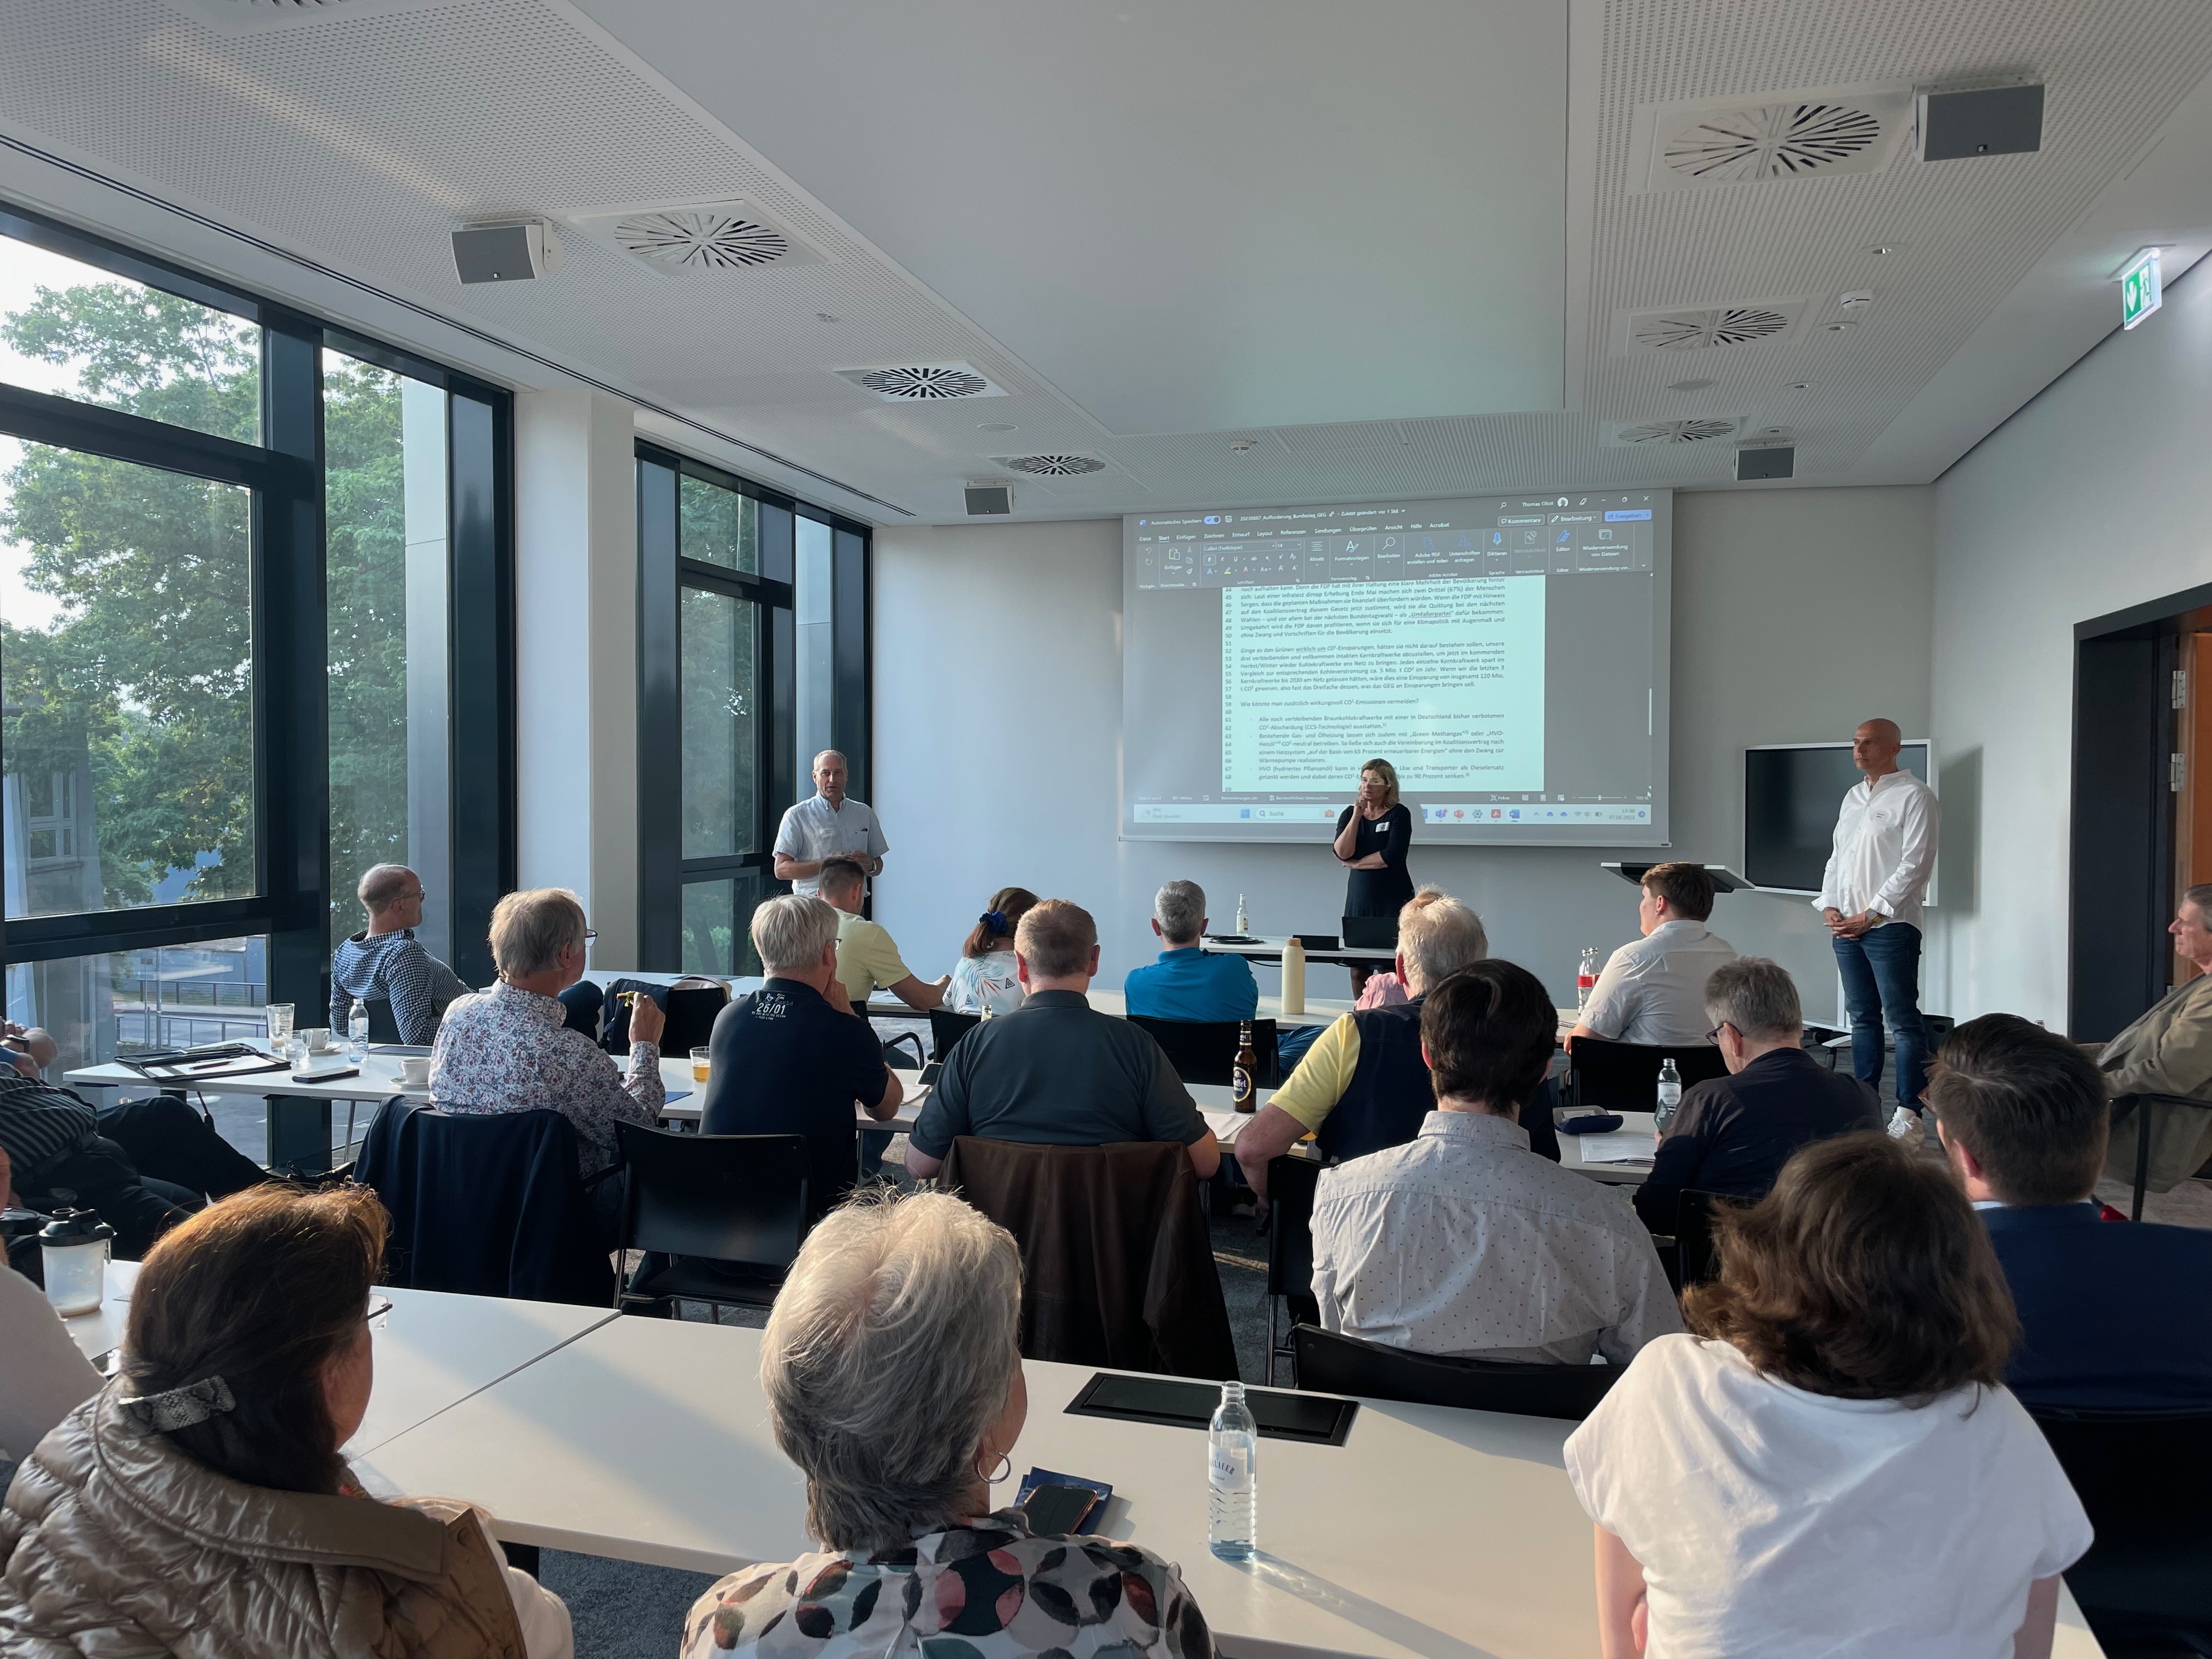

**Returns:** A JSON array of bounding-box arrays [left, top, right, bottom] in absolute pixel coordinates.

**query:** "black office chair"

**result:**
[[613, 1123, 809, 1317], [360, 997, 404, 1044], [2031, 1406, 2212, 1652], [1290, 1324, 1623, 1422], [1671, 1188, 1730, 1291], [2111, 1093, 2212, 1221], [1128, 1015, 1280, 1088], [1565, 1036, 1728, 1111], [603, 978, 729, 1057], [1264, 1153, 1322, 1386], [928, 1007, 981, 1060]]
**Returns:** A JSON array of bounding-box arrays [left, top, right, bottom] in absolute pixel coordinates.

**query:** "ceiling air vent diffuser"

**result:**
[[835, 363, 1007, 402], [993, 454, 1105, 476], [1630, 84, 1914, 193], [567, 200, 825, 275], [1606, 419, 1742, 447], [1614, 299, 1809, 357]]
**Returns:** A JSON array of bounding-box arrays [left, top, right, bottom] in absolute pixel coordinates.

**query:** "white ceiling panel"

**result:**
[[565, 0, 1569, 436], [0, 0, 2207, 521]]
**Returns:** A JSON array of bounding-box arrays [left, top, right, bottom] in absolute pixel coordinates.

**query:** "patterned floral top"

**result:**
[[680, 1510, 1215, 1659], [944, 952, 1023, 1017], [428, 979, 662, 1177]]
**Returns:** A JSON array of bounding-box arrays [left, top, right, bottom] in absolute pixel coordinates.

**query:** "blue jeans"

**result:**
[[1832, 923, 1928, 1110]]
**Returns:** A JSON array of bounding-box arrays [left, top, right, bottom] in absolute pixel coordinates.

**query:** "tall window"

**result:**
[[324, 352, 451, 960], [0, 207, 512, 1163]]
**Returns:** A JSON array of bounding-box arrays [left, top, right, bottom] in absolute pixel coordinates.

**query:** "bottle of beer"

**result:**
[[1232, 1022, 1259, 1113]]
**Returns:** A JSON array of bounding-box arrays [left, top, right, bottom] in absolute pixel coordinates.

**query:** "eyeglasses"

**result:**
[[582, 929, 598, 943], [1705, 1022, 1735, 1043]]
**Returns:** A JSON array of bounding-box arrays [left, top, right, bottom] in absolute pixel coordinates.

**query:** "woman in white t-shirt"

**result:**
[[943, 886, 1037, 1017], [1565, 1133, 2091, 1659]]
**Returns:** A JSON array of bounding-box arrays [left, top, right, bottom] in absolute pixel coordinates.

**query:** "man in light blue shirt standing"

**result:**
[[1124, 880, 1257, 1023], [772, 750, 889, 898]]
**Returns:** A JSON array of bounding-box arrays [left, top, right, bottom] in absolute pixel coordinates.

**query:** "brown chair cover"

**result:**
[[937, 1137, 1239, 1380]]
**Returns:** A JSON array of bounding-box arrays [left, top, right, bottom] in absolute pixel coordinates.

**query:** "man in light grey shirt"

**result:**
[[772, 750, 888, 899], [1568, 861, 1737, 1049], [1311, 961, 1680, 1364]]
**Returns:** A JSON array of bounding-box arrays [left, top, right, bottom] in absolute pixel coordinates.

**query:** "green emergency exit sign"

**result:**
[[2123, 248, 2163, 330]]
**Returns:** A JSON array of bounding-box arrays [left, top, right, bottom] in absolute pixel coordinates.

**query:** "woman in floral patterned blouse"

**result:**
[[681, 1192, 1216, 1659]]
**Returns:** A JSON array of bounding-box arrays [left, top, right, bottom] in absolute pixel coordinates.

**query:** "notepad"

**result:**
[[1582, 1132, 1657, 1163]]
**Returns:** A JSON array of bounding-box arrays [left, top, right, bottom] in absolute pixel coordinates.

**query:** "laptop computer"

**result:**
[[1341, 914, 1399, 950]]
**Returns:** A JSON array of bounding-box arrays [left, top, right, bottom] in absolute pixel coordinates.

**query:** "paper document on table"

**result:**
[[1200, 1110, 1247, 1145], [1581, 1133, 1657, 1164]]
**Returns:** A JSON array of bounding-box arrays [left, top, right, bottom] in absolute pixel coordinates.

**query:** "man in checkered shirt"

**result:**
[[329, 864, 475, 1044]]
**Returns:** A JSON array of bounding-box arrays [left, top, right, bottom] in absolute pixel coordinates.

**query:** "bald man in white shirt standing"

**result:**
[[1817, 718, 1940, 1123], [773, 750, 888, 899]]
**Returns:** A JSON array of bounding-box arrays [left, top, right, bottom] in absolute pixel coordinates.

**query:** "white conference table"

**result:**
[[1555, 1108, 1657, 1186], [353, 1313, 2108, 1659], [63, 1262, 618, 1458], [1201, 934, 1398, 967]]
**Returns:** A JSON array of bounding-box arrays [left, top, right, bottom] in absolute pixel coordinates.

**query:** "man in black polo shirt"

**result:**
[[1633, 955, 1881, 1233], [700, 894, 901, 1221], [904, 899, 1217, 1181]]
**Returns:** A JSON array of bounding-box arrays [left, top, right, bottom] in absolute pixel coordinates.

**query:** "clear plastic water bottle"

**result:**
[[1207, 1380, 1258, 1561], [1576, 947, 1600, 1011], [347, 998, 370, 1063], [1655, 1057, 1682, 1131], [1235, 893, 1249, 934]]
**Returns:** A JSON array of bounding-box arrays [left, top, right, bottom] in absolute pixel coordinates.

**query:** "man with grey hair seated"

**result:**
[[429, 887, 664, 1197], [700, 894, 902, 1222], [906, 900, 1217, 1183], [1233, 887, 1541, 1202], [328, 862, 472, 1045], [680, 1190, 1216, 1658], [1632, 956, 1880, 1233], [1122, 878, 1257, 1023]]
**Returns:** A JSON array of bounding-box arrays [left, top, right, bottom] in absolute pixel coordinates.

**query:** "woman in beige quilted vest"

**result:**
[[0, 1183, 572, 1658]]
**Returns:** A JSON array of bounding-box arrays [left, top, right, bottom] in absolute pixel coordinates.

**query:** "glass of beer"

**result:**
[[691, 1046, 711, 1083]]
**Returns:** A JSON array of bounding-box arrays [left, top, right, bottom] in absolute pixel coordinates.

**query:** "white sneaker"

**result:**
[[1886, 1106, 1926, 1148]]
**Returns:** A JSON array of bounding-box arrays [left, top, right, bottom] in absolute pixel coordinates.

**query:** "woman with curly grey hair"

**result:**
[[681, 1190, 1216, 1658]]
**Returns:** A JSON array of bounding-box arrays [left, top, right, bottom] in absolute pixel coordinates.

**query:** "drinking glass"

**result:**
[[264, 1002, 295, 1049], [691, 1046, 712, 1083]]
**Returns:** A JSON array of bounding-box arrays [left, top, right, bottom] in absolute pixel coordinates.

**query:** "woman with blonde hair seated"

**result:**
[[683, 1190, 1214, 1658], [1565, 1134, 2091, 1658], [0, 1184, 573, 1657]]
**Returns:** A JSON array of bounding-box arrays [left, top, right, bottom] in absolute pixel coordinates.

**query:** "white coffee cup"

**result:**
[[399, 1055, 431, 1088], [295, 1028, 331, 1054]]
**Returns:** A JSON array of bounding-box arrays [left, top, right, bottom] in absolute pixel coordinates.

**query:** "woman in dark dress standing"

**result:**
[[1333, 757, 1414, 996]]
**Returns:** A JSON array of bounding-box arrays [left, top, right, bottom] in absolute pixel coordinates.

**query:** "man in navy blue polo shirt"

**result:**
[[1124, 880, 1257, 1023], [701, 894, 901, 1222]]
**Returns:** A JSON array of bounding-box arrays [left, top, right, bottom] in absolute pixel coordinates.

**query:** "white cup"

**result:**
[[398, 1055, 431, 1088], [295, 1028, 331, 1055]]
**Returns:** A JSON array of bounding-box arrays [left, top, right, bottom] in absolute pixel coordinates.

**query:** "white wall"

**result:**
[[1932, 255, 2212, 1030], [874, 487, 1933, 1013], [514, 388, 640, 962]]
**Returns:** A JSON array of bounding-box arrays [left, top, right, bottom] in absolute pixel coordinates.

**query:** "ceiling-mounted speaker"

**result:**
[[451, 219, 566, 285], [1916, 82, 2044, 161], [964, 482, 1013, 516], [1736, 444, 1796, 481]]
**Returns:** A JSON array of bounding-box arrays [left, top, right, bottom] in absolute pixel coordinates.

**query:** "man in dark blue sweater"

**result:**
[[1634, 957, 1880, 1233], [1932, 1012, 2212, 1412]]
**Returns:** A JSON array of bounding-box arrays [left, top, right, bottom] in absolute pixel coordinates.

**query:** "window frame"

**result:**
[[636, 441, 872, 970], [0, 200, 516, 1004]]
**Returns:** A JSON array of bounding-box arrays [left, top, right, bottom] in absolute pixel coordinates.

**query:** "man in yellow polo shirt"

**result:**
[[1232, 890, 1493, 1201], [818, 857, 948, 1012]]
